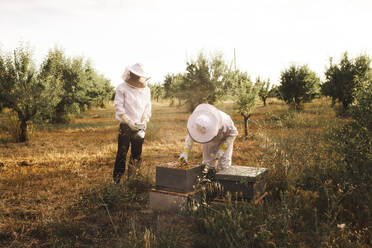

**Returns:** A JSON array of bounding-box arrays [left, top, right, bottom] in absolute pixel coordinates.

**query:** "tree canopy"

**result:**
[[0, 45, 61, 141], [279, 65, 320, 110], [322, 52, 371, 111], [233, 70, 260, 136], [0, 44, 114, 142], [165, 52, 231, 112]]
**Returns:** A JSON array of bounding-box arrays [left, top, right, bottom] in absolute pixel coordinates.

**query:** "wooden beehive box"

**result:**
[[155, 162, 205, 193], [215, 166, 268, 200]]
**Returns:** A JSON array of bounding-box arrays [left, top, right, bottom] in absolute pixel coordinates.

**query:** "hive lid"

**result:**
[[215, 166, 268, 182]]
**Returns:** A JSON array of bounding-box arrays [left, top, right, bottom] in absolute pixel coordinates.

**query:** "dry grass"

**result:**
[[0, 97, 341, 247]]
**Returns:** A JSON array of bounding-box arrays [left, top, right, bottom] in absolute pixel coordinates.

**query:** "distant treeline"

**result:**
[[149, 51, 371, 113], [0, 44, 115, 141], [1, 46, 371, 142], [147, 51, 370, 137]]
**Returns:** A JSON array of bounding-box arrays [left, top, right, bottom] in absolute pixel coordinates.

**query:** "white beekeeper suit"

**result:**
[[179, 104, 238, 171], [113, 63, 152, 184]]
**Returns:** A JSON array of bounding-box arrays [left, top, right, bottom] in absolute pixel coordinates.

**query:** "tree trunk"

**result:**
[[295, 98, 300, 111], [331, 97, 336, 107], [19, 119, 27, 142], [54, 103, 65, 123], [242, 114, 251, 137], [169, 97, 174, 106], [342, 101, 348, 111], [263, 98, 267, 107]]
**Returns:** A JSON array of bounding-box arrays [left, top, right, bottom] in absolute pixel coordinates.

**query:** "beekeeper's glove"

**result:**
[[135, 122, 146, 131], [179, 152, 188, 164], [215, 136, 235, 160], [133, 121, 147, 139], [134, 130, 146, 139], [179, 135, 193, 164], [120, 114, 139, 131]]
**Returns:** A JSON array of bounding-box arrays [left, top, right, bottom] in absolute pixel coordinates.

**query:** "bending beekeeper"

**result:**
[[113, 63, 151, 184], [179, 104, 238, 173]]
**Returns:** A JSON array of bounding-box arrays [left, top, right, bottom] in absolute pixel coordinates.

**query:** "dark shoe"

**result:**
[[113, 174, 122, 184]]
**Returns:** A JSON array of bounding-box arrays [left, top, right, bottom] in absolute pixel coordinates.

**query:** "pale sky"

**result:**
[[1, 0, 372, 86]]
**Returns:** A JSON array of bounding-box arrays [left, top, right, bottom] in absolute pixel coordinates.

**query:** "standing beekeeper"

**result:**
[[179, 104, 238, 173], [113, 63, 151, 184]]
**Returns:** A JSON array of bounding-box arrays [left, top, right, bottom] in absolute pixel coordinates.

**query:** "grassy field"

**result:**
[[0, 98, 370, 247]]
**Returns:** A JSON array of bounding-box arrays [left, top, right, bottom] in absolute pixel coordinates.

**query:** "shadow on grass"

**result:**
[[0, 173, 152, 248], [34, 174, 152, 247]]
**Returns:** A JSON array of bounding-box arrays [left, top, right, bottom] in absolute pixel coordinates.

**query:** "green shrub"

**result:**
[[188, 196, 276, 248], [327, 80, 372, 227]]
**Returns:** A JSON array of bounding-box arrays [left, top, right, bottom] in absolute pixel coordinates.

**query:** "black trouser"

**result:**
[[113, 123, 144, 182]]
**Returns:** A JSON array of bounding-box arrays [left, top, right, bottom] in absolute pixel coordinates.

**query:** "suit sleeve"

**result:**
[[227, 116, 238, 137], [114, 85, 126, 116], [141, 88, 152, 123]]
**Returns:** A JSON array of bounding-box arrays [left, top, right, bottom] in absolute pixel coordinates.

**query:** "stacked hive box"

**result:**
[[149, 164, 204, 212], [149, 164, 268, 211]]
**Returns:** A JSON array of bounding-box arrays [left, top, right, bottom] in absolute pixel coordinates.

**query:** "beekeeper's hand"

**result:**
[[179, 135, 194, 164], [215, 136, 235, 160], [140, 114, 150, 130], [120, 114, 139, 131], [179, 152, 188, 164]]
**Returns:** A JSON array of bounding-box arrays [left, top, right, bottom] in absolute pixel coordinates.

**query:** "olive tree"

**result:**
[[279, 65, 320, 110], [39, 48, 70, 122], [322, 53, 371, 111], [182, 52, 231, 112], [163, 73, 185, 105], [233, 70, 260, 137], [257, 77, 271, 106], [84, 62, 114, 108], [149, 82, 164, 102], [40, 48, 114, 122], [0, 45, 60, 141]]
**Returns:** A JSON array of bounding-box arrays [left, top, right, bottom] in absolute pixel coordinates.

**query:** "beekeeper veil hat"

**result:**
[[187, 104, 222, 143], [122, 63, 150, 88]]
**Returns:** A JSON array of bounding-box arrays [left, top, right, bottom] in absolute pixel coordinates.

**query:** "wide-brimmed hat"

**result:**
[[187, 104, 221, 143], [127, 63, 150, 79]]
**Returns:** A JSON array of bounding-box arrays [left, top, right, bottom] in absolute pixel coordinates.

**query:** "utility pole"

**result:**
[[234, 48, 237, 71]]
